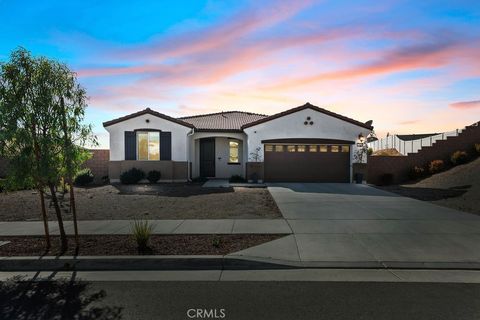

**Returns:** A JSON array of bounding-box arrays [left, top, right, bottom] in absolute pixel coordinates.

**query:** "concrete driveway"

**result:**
[[230, 183, 480, 268]]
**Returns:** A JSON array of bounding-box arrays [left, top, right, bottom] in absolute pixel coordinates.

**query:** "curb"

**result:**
[[2, 255, 480, 271]]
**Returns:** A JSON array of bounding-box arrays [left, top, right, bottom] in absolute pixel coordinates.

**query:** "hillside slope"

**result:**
[[405, 157, 480, 214]]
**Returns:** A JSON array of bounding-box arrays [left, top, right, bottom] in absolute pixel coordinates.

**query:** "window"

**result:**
[[137, 131, 160, 160], [287, 145, 296, 152], [331, 145, 339, 152], [229, 140, 239, 163], [308, 145, 318, 152], [297, 145, 306, 152], [274, 145, 284, 152], [319, 145, 328, 152], [265, 145, 273, 152], [341, 145, 350, 153]]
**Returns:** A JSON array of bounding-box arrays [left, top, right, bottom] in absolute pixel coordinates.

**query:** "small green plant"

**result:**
[[367, 148, 373, 156], [212, 236, 221, 248], [475, 143, 480, 155], [408, 166, 425, 180], [229, 174, 246, 183], [120, 167, 145, 184], [429, 160, 444, 174], [147, 170, 161, 183], [451, 151, 468, 165], [74, 168, 94, 186], [131, 219, 154, 253]]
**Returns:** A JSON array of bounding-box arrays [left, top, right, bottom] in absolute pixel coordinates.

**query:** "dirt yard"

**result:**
[[0, 234, 285, 256], [379, 157, 480, 215], [0, 184, 282, 221]]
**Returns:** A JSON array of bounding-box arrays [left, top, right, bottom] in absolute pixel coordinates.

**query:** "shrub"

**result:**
[[229, 174, 246, 183], [408, 166, 425, 180], [212, 236, 221, 248], [120, 167, 145, 184], [475, 143, 480, 155], [131, 219, 154, 253], [74, 168, 94, 186], [147, 170, 161, 183], [429, 160, 444, 174], [367, 148, 373, 156], [379, 173, 394, 186], [451, 151, 468, 165]]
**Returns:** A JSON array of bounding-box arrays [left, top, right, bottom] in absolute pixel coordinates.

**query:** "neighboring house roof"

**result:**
[[179, 111, 267, 132], [103, 108, 194, 128], [396, 133, 439, 141], [241, 102, 374, 130]]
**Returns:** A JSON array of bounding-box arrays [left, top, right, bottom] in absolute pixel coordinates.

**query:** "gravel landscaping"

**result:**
[[377, 158, 480, 215], [0, 234, 285, 256], [0, 183, 281, 221]]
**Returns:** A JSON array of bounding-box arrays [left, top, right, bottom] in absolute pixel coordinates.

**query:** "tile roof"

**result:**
[[103, 103, 373, 132], [179, 111, 267, 132]]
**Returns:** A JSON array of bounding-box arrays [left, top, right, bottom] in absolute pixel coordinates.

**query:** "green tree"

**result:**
[[0, 48, 51, 248], [0, 47, 96, 251]]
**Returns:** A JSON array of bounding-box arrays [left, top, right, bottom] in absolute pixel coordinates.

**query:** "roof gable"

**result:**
[[241, 103, 373, 130], [103, 108, 194, 128]]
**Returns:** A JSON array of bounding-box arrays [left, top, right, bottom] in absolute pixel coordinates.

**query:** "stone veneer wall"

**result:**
[[246, 162, 264, 182]]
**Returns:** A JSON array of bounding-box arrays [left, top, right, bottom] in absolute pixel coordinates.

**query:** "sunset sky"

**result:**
[[1, 0, 479, 148]]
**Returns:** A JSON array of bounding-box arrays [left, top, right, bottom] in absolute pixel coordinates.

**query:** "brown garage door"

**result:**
[[264, 144, 351, 182]]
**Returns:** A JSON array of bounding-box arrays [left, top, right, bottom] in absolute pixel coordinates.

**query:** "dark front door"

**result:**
[[200, 138, 215, 177]]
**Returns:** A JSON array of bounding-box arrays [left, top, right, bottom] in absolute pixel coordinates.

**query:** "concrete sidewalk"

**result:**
[[0, 219, 292, 236]]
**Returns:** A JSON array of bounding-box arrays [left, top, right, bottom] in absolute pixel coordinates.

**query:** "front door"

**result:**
[[200, 138, 215, 177]]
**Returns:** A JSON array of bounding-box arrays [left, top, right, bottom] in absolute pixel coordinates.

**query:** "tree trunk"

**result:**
[[60, 97, 79, 249], [69, 184, 79, 248], [38, 189, 50, 249], [48, 183, 68, 251]]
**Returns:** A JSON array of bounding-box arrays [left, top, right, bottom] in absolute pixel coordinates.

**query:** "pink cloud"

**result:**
[[450, 100, 480, 109], [266, 36, 474, 89]]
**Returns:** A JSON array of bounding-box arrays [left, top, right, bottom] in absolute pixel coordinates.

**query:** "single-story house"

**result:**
[[103, 103, 373, 183]]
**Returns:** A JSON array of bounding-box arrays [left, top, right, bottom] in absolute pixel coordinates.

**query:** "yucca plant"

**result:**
[[131, 219, 154, 253]]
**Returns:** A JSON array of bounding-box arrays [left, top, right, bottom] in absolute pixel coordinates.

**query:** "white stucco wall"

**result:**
[[104, 114, 192, 161], [189, 132, 247, 178], [243, 107, 372, 162]]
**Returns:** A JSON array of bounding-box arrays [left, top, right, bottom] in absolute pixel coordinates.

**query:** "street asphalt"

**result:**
[[1, 278, 480, 320]]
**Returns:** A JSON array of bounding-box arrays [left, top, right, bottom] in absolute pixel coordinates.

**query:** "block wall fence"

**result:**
[[367, 123, 480, 185]]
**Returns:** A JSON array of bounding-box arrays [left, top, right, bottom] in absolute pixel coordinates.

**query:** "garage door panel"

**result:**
[[264, 148, 350, 182]]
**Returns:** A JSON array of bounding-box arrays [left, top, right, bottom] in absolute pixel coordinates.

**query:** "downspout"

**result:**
[[187, 128, 195, 181]]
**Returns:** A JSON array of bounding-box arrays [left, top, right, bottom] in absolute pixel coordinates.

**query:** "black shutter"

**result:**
[[160, 131, 172, 160], [125, 131, 136, 160]]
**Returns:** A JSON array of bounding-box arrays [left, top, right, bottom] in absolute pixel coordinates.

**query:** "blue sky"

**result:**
[[1, 0, 479, 148]]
